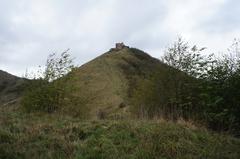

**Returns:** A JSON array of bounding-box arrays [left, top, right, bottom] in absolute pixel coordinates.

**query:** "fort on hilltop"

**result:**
[[110, 42, 129, 51]]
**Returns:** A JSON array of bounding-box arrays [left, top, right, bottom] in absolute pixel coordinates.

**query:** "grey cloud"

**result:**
[[199, 0, 240, 33]]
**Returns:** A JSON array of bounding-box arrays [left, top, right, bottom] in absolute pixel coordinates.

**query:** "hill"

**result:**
[[0, 46, 190, 118], [0, 70, 26, 106], [64, 46, 183, 119]]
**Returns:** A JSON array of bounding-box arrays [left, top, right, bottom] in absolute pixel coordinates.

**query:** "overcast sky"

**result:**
[[0, 0, 240, 76]]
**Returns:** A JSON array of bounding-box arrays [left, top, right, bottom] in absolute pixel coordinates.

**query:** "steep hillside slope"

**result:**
[[0, 70, 26, 106], [65, 47, 181, 118]]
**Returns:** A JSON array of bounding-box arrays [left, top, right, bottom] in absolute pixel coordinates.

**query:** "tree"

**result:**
[[21, 49, 75, 113], [44, 49, 74, 81], [202, 39, 240, 133], [161, 37, 212, 121], [162, 37, 213, 78]]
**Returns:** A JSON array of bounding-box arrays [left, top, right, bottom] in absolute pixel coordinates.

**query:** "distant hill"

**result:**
[[0, 70, 26, 106]]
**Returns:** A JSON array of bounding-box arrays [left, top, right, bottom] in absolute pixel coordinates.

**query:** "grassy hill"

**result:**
[[0, 47, 191, 119], [64, 47, 183, 119], [0, 70, 26, 106]]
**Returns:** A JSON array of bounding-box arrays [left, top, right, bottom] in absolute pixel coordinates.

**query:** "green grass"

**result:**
[[0, 111, 239, 159]]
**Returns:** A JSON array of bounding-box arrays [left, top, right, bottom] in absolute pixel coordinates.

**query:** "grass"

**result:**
[[0, 111, 239, 159]]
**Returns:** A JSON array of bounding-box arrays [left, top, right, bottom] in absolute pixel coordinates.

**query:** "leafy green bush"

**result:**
[[21, 50, 75, 113], [161, 37, 240, 135]]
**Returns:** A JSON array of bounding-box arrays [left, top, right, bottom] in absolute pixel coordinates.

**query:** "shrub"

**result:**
[[21, 50, 75, 113]]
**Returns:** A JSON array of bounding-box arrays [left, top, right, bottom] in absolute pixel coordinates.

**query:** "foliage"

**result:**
[[44, 49, 74, 82], [201, 39, 240, 133], [21, 50, 75, 113], [162, 37, 213, 78], [161, 37, 240, 135], [131, 37, 208, 121]]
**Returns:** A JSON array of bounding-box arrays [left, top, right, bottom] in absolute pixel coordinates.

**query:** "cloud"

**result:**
[[0, 0, 239, 76], [200, 0, 240, 33]]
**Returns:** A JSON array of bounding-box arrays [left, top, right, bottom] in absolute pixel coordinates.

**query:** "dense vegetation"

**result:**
[[163, 38, 240, 135], [22, 50, 76, 113], [130, 37, 240, 135]]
